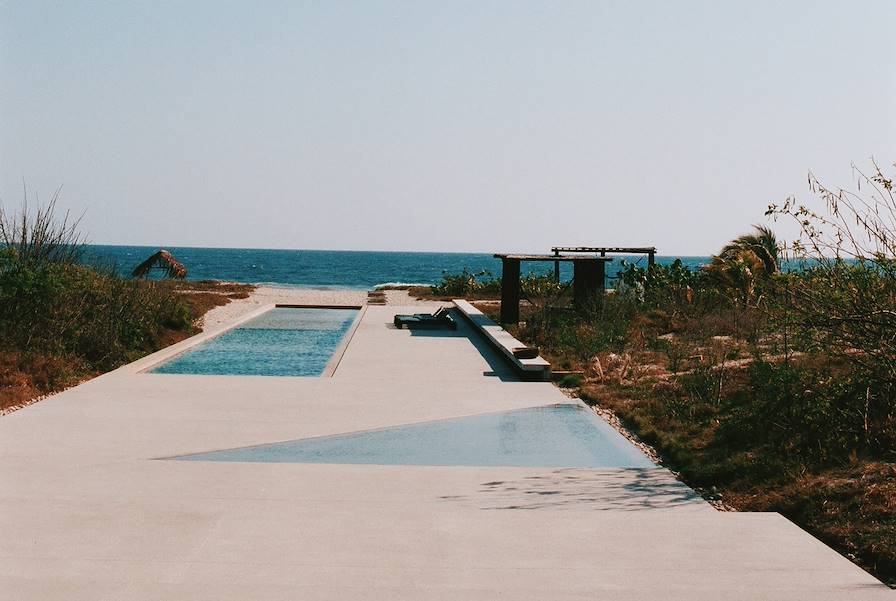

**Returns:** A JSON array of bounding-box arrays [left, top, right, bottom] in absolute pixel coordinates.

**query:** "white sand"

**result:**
[[199, 286, 438, 331], [199, 286, 365, 331]]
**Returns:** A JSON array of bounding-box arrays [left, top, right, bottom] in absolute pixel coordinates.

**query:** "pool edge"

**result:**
[[322, 305, 368, 377]]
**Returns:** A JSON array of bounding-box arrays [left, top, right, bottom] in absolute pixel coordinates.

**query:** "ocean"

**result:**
[[83, 245, 711, 290]]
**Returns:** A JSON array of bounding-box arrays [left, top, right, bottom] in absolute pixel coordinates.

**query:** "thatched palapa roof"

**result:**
[[132, 249, 187, 279]]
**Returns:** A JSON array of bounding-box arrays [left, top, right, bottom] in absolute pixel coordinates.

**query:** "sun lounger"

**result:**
[[393, 306, 457, 330]]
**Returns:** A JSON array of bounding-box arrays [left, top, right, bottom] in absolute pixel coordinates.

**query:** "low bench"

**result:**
[[452, 299, 551, 381]]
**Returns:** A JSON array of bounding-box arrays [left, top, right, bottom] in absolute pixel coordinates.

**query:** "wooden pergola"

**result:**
[[493, 253, 612, 324], [549, 246, 656, 281]]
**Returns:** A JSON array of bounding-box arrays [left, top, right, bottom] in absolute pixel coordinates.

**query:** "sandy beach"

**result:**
[[199, 286, 437, 332]]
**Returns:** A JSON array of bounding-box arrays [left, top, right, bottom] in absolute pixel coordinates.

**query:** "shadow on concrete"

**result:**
[[438, 468, 707, 511], [388, 310, 519, 382], [461, 310, 502, 329]]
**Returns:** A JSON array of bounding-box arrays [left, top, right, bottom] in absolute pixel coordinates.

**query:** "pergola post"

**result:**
[[648, 250, 656, 268], [572, 259, 605, 309], [553, 249, 560, 282], [499, 257, 521, 324]]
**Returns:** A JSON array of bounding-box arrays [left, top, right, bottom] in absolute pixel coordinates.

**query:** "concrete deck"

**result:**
[[453, 299, 552, 380], [0, 303, 892, 600]]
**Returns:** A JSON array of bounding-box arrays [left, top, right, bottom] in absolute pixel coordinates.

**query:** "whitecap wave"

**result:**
[[373, 281, 434, 289]]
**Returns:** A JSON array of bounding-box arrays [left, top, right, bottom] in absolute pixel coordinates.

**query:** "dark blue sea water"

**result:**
[[84, 245, 710, 290]]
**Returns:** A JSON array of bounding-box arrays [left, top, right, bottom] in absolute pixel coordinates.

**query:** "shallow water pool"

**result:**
[[171, 404, 654, 468]]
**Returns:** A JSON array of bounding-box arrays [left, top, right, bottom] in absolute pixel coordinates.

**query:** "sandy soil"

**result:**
[[199, 286, 439, 331], [199, 287, 365, 331]]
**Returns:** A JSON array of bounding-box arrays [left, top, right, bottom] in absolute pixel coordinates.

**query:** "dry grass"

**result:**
[[728, 462, 896, 580], [164, 281, 254, 318], [572, 344, 896, 586], [0, 352, 89, 412], [155, 279, 254, 295], [470, 290, 896, 586], [382, 284, 501, 302], [0, 280, 255, 413]]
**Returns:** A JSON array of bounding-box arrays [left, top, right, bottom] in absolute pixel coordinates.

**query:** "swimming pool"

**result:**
[[151, 307, 359, 376], [170, 404, 655, 468]]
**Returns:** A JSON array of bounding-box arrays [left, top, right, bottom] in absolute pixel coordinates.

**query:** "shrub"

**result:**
[[0, 198, 198, 387], [766, 160, 896, 451], [558, 373, 582, 388], [431, 268, 500, 297], [720, 360, 894, 463], [520, 270, 564, 303]]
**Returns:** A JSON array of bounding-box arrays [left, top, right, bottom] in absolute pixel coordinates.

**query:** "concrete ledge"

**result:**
[[453, 299, 551, 381], [322, 305, 367, 377], [276, 303, 363, 310]]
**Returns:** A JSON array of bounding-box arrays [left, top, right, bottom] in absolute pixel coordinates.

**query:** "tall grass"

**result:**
[[0, 197, 196, 405], [0, 190, 84, 267]]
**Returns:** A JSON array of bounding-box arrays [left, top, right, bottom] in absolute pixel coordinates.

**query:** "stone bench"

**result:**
[[452, 299, 551, 381]]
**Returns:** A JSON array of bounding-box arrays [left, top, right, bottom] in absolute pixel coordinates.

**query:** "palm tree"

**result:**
[[717, 225, 780, 274], [707, 225, 780, 304]]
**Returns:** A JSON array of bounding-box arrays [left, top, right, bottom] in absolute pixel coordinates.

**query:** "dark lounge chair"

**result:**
[[393, 306, 457, 330]]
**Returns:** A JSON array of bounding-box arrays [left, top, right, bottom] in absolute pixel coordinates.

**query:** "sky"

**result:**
[[1, 1, 894, 255]]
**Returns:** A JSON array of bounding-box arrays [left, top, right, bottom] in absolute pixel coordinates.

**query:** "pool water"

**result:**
[[151, 307, 358, 376], [172, 404, 654, 468]]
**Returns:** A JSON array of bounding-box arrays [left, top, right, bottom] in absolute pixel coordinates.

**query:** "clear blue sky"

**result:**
[[1, 1, 894, 254]]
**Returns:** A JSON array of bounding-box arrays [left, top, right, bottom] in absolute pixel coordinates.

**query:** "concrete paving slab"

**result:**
[[0, 462, 710, 511], [0, 301, 891, 599]]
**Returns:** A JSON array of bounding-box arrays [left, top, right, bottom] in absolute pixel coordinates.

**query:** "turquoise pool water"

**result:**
[[151, 307, 357, 376], [172, 404, 654, 468]]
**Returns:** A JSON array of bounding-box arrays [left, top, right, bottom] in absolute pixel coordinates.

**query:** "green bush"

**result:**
[[0, 259, 197, 371], [558, 373, 582, 388], [520, 270, 564, 301], [0, 200, 197, 376], [617, 259, 712, 306], [431, 268, 562, 300], [431, 268, 501, 297], [721, 360, 895, 463]]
